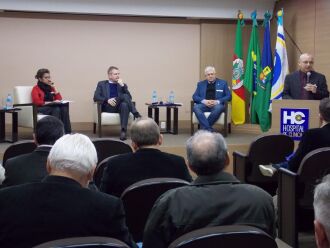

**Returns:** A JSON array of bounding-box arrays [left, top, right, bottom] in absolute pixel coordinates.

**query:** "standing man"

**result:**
[[192, 66, 231, 132], [94, 66, 141, 140], [283, 53, 329, 100]]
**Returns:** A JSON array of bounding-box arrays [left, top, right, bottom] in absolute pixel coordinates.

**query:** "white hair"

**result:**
[[314, 174, 330, 240], [48, 133, 98, 175], [204, 66, 216, 75]]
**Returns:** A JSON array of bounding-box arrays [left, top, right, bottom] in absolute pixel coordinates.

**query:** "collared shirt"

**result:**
[[299, 71, 310, 100], [205, 81, 216, 100]]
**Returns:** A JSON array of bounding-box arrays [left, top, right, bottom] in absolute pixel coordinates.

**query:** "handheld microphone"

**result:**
[[306, 72, 311, 83]]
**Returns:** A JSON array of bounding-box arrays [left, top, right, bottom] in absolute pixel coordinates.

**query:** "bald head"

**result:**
[[186, 130, 228, 175], [130, 118, 161, 148], [298, 53, 314, 73]]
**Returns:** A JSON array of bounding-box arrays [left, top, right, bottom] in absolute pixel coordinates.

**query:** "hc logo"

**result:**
[[283, 111, 306, 125]]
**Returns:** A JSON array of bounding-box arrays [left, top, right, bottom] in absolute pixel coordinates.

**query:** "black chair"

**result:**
[[33, 236, 130, 248], [190, 100, 230, 137], [3, 140, 36, 167], [168, 225, 277, 248], [93, 156, 115, 187], [233, 133, 294, 195], [120, 177, 190, 242], [278, 147, 330, 248], [92, 138, 133, 166]]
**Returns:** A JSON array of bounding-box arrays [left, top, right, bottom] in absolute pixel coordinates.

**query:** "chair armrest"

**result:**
[[278, 167, 298, 248], [13, 103, 34, 107], [233, 151, 248, 182]]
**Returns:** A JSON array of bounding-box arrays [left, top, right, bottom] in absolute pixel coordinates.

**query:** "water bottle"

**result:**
[[152, 90, 157, 104], [169, 90, 175, 104], [6, 93, 13, 110]]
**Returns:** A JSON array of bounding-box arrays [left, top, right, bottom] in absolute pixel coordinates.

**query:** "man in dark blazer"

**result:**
[[94, 66, 141, 140], [283, 53, 329, 100], [100, 118, 192, 197], [0, 133, 137, 248], [192, 66, 231, 132], [1, 116, 64, 188], [260, 98, 330, 176]]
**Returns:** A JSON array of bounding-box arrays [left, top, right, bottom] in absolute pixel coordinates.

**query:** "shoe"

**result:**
[[133, 112, 142, 119], [259, 164, 276, 177], [120, 131, 127, 141]]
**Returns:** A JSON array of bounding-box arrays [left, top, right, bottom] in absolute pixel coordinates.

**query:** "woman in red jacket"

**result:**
[[32, 68, 71, 133]]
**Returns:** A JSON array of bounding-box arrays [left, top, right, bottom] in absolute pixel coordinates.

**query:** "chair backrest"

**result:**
[[91, 139, 132, 187], [13, 86, 33, 104], [93, 156, 114, 187], [297, 147, 330, 208], [3, 140, 36, 167], [92, 138, 133, 164], [13, 86, 36, 128], [168, 225, 277, 248], [33, 236, 130, 248], [121, 177, 190, 242], [247, 134, 294, 183]]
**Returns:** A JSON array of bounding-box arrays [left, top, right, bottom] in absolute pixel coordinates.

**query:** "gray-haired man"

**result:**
[[143, 130, 275, 248]]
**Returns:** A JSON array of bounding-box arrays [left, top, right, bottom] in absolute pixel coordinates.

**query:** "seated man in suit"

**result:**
[[143, 131, 275, 248], [0, 133, 137, 248], [94, 66, 141, 140], [260, 97, 330, 176], [314, 175, 330, 248], [192, 66, 231, 132], [283, 53, 329, 100], [1, 116, 64, 188], [100, 118, 192, 197]]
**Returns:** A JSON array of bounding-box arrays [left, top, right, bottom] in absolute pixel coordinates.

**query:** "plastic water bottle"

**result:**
[[152, 90, 157, 104], [169, 90, 175, 104], [6, 93, 13, 110]]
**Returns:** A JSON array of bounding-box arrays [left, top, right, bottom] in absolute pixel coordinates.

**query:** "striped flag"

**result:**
[[270, 9, 289, 109], [232, 11, 245, 125]]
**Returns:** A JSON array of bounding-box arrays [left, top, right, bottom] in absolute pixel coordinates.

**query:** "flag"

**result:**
[[251, 11, 272, 132], [232, 11, 245, 125], [270, 9, 289, 108], [244, 11, 261, 121]]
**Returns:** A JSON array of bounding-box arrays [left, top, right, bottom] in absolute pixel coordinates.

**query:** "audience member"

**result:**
[[283, 53, 329, 100], [94, 66, 141, 140], [1, 116, 64, 188], [32, 68, 72, 133], [260, 98, 330, 176], [192, 66, 231, 132], [0, 133, 137, 248], [143, 130, 275, 248], [0, 164, 4, 185], [314, 174, 330, 248], [100, 118, 192, 197]]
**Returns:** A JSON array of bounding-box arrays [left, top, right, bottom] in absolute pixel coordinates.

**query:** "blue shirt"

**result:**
[[108, 81, 118, 99]]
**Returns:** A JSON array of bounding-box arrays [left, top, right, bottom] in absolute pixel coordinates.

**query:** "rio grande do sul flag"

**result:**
[[232, 11, 245, 125]]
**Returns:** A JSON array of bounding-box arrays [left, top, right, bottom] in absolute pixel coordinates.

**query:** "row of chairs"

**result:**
[[34, 225, 278, 248], [233, 133, 330, 248], [13, 86, 231, 138]]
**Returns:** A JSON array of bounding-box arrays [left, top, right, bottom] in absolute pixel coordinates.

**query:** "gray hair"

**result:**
[[130, 118, 160, 147], [204, 66, 216, 75], [48, 133, 98, 175], [186, 130, 227, 175], [314, 174, 330, 240]]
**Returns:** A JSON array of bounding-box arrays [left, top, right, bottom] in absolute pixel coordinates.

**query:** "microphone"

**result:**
[[306, 72, 311, 83]]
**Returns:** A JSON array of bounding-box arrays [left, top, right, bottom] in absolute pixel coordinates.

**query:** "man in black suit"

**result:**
[[94, 66, 141, 140], [260, 98, 330, 176], [283, 53, 329, 100], [0, 133, 137, 248], [100, 118, 192, 197], [1, 116, 64, 188]]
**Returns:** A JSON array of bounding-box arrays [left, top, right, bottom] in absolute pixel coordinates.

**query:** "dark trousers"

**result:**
[[38, 103, 72, 134], [102, 94, 137, 131]]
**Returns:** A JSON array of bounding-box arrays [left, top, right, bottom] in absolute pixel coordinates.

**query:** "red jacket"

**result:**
[[31, 85, 62, 106]]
